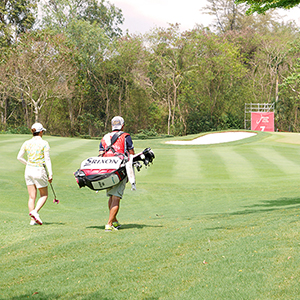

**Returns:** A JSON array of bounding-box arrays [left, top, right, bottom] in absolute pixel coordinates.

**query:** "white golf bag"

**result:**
[[74, 147, 155, 191]]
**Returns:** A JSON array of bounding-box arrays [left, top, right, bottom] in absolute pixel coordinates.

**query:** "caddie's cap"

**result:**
[[111, 116, 124, 130], [31, 122, 46, 133]]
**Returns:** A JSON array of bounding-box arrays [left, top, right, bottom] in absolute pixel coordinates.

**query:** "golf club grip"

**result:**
[[43, 163, 52, 182], [43, 163, 49, 177]]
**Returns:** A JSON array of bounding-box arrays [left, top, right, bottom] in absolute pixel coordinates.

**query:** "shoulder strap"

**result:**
[[104, 131, 125, 154], [111, 131, 124, 145]]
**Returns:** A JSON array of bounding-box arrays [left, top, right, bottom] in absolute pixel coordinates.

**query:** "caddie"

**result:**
[[98, 116, 135, 232]]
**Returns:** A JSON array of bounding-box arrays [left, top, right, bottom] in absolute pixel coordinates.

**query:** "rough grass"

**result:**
[[1, 131, 300, 299]]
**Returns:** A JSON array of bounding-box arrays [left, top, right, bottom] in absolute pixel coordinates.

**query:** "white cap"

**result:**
[[111, 116, 124, 130], [31, 122, 46, 133]]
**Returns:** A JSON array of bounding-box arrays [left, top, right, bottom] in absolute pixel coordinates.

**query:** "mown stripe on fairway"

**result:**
[[0, 135, 67, 147], [144, 148, 175, 183], [254, 147, 300, 176], [0, 137, 29, 156], [48, 138, 100, 170], [0, 135, 29, 145], [173, 149, 203, 183], [198, 147, 230, 181], [212, 147, 258, 181], [272, 144, 300, 166], [0, 139, 26, 172], [0, 135, 91, 157], [233, 147, 285, 180], [47, 137, 98, 156]]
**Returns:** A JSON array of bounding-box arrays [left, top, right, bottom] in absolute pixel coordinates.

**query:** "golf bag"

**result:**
[[74, 147, 155, 191]]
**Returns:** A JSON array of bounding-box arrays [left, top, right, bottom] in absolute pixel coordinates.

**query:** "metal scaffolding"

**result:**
[[244, 103, 275, 130]]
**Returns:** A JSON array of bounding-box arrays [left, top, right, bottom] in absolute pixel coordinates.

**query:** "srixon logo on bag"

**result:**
[[84, 157, 120, 166], [80, 156, 122, 170]]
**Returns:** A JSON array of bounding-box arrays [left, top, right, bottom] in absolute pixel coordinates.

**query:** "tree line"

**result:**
[[1, 0, 300, 137]]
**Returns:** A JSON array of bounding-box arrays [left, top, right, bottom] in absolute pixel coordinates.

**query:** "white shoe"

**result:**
[[112, 221, 121, 229], [30, 220, 37, 225], [29, 210, 43, 225], [105, 224, 118, 232]]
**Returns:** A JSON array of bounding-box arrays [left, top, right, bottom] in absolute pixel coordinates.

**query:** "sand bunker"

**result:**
[[166, 131, 257, 145]]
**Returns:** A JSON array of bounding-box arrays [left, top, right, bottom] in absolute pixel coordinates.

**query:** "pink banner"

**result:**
[[251, 112, 274, 132]]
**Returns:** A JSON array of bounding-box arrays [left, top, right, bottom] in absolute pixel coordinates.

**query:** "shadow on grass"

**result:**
[[247, 197, 300, 208], [43, 222, 65, 226], [86, 291, 158, 300], [86, 223, 163, 230], [3, 293, 113, 300], [205, 226, 229, 231], [230, 197, 300, 216]]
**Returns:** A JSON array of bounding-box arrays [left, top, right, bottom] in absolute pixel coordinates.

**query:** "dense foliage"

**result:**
[[235, 0, 300, 14], [0, 0, 300, 136]]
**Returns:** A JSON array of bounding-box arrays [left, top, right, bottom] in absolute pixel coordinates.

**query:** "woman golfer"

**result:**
[[17, 122, 53, 225]]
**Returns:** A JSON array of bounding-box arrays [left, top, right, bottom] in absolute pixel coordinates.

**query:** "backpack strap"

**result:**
[[111, 131, 124, 145], [104, 131, 125, 154]]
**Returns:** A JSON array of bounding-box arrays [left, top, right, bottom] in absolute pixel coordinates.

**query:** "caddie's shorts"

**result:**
[[106, 177, 127, 198], [25, 166, 48, 188]]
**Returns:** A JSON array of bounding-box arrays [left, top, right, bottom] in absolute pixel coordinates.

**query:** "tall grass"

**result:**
[[1, 131, 300, 299]]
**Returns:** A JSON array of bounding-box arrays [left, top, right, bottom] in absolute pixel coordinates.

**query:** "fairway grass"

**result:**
[[1, 131, 300, 299]]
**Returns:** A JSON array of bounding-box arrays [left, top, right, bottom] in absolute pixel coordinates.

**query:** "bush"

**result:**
[[187, 113, 216, 134], [80, 135, 92, 139], [0, 126, 31, 134], [134, 128, 158, 140]]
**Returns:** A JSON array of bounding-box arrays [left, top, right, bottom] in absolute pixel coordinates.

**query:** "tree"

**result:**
[[62, 18, 110, 134], [38, 0, 125, 135], [143, 24, 249, 135], [183, 29, 248, 133], [0, 0, 37, 49], [202, 0, 248, 32], [0, 30, 78, 127], [146, 25, 191, 135], [40, 0, 124, 38], [235, 0, 300, 14], [277, 38, 300, 131], [0, 1, 37, 127], [108, 35, 152, 133], [203, 0, 287, 33]]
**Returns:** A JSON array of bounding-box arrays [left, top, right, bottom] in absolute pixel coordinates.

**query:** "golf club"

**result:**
[[43, 164, 59, 204]]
